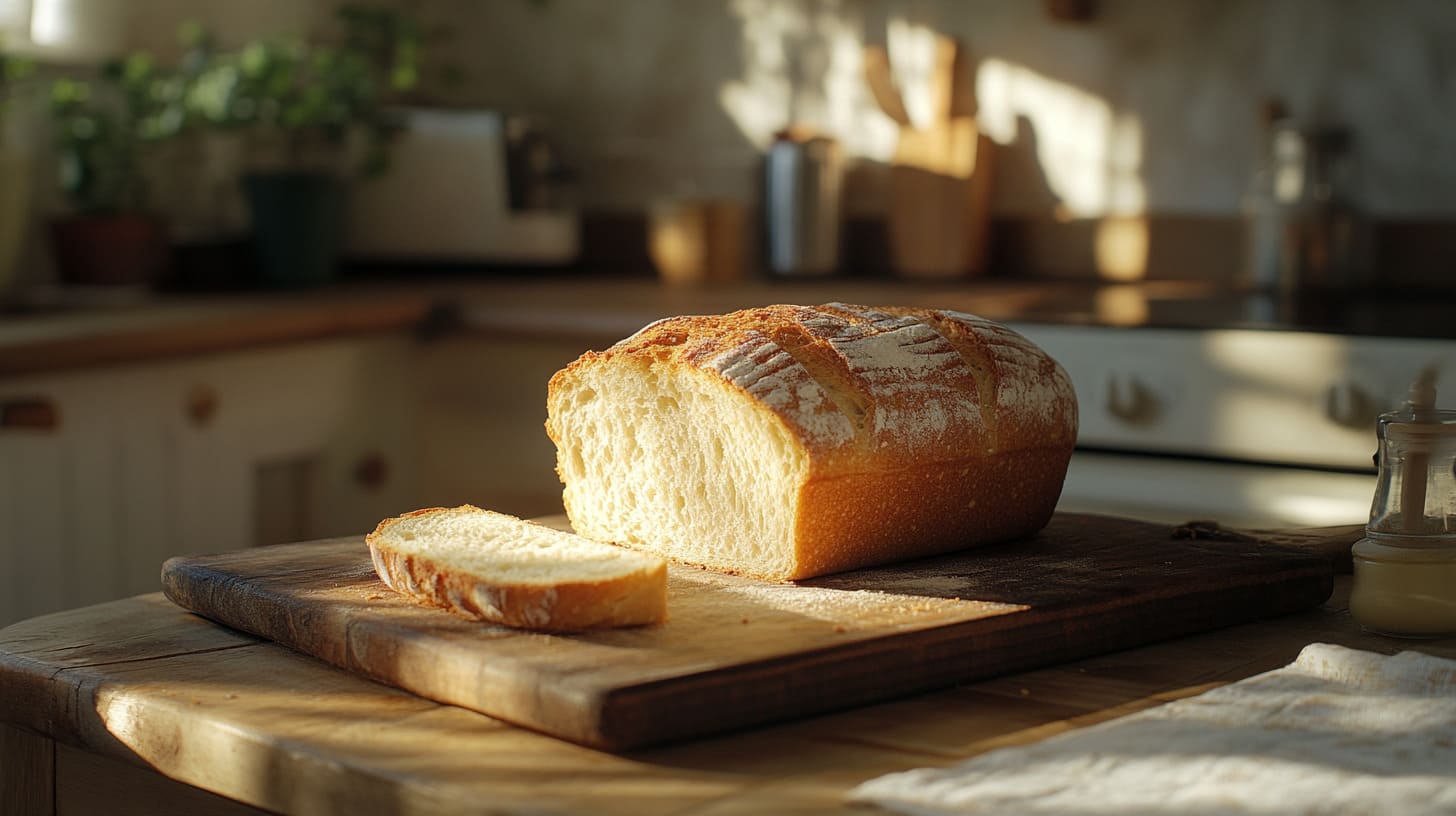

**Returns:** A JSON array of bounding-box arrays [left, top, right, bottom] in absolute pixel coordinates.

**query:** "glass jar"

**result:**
[[1349, 408, 1456, 637]]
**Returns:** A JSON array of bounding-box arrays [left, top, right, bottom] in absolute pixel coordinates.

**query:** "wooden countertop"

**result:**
[[0, 289, 439, 380], [2, 574, 1452, 815], [0, 277, 1211, 381], [7, 275, 1456, 382]]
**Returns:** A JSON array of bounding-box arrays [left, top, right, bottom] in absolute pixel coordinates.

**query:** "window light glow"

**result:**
[[27, 0, 123, 60], [0, 0, 29, 38]]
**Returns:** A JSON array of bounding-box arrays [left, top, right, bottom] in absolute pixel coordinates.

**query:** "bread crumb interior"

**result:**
[[553, 361, 808, 578], [376, 508, 660, 584]]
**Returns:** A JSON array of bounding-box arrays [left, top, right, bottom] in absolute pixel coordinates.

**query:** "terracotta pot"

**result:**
[[50, 214, 169, 287]]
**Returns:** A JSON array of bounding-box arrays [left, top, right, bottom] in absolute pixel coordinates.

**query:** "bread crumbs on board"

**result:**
[[671, 570, 1023, 631]]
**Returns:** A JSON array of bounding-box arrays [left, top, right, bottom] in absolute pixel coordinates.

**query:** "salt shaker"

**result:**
[[1349, 370, 1456, 637]]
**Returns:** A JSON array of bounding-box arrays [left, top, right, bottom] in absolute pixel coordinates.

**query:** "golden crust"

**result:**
[[787, 447, 1071, 580], [546, 304, 1078, 581], [366, 506, 668, 631], [549, 305, 1075, 469]]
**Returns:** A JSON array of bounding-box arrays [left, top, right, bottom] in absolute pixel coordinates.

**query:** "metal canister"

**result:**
[[763, 135, 842, 276]]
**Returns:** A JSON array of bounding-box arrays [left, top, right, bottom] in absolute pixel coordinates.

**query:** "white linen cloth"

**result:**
[[850, 643, 1456, 816]]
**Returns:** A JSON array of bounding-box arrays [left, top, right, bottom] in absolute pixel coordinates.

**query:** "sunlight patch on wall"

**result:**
[[718, 0, 897, 161], [717, 7, 1149, 224], [1095, 217, 1150, 281], [977, 58, 1146, 218], [885, 17, 941, 131], [0, 0, 28, 37], [3, 0, 125, 61]]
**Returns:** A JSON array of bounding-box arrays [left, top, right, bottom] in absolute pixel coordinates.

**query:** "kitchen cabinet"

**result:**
[[0, 335, 418, 627], [2, 573, 1450, 815], [412, 334, 589, 519]]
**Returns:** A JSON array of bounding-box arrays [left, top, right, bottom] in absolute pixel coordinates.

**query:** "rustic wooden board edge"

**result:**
[[162, 545, 1333, 752], [159, 551, 624, 746], [595, 564, 1335, 750], [1175, 520, 1364, 574]]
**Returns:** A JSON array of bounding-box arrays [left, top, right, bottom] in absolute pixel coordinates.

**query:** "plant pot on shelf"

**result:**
[[244, 171, 346, 289], [49, 213, 169, 287]]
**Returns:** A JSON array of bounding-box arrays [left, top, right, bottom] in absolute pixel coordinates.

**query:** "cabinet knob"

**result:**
[[1324, 381, 1377, 431], [1106, 374, 1159, 425], [187, 385, 219, 427], [1, 397, 60, 431]]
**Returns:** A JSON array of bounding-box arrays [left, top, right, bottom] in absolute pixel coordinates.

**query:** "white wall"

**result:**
[[420, 0, 1456, 219], [10, 0, 1456, 254]]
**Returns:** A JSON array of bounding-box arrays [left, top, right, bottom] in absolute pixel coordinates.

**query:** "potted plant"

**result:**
[[47, 53, 188, 287], [0, 43, 35, 299], [185, 6, 429, 288]]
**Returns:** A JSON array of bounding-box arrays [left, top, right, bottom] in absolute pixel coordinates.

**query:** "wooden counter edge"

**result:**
[[0, 294, 438, 380]]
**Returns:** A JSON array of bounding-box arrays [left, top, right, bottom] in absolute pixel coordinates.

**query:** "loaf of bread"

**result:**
[[366, 505, 667, 630], [546, 303, 1078, 581]]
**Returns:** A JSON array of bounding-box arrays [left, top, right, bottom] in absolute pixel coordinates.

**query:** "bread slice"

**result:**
[[546, 303, 1077, 582], [366, 506, 667, 630]]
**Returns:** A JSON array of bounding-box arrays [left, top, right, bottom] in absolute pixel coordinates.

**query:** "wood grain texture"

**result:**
[[1, 723, 54, 816], [159, 514, 1334, 750], [2, 574, 1450, 816]]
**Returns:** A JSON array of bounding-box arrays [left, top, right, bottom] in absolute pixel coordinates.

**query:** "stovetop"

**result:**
[[992, 286, 1456, 340]]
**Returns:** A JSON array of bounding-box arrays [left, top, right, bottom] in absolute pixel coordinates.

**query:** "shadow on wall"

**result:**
[[708, 0, 1162, 282], [437, 0, 764, 210], [436, 0, 1456, 285]]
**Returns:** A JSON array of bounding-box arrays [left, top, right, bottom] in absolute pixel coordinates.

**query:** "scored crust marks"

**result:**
[[938, 309, 1078, 442], [871, 306, 999, 446], [672, 304, 990, 457], [708, 326, 858, 447], [810, 304, 985, 448], [615, 308, 860, 448], [611, 304, 1072, 458]]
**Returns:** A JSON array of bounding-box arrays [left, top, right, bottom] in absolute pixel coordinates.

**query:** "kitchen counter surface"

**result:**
[[0, 287, 440, 380], [6, 274, 1452, 381], [2, 566, 1452, 815], [0, 276, 1151, 380]]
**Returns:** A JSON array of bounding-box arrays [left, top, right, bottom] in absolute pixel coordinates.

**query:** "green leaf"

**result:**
[[51, 77, 89, 104], [178, 20, 209, 50], [123, 52, 155, 83], [240, 41, 271, 77]]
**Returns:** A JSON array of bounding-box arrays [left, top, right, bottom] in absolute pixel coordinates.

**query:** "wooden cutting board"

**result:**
[[160, 514, 1340, 751]]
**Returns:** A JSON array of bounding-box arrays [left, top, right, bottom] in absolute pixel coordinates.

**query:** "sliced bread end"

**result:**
[[366, 505, 667, 631]]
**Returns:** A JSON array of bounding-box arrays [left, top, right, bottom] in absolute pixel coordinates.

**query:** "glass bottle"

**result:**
[[1241, 103, 1370, 295], [1349, 407, 1456, 638]]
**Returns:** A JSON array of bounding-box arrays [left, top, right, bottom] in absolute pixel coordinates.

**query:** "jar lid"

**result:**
[[1379, 408, 1456, 440]]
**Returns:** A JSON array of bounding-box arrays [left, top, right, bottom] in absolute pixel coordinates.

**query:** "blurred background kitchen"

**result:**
[[2, 0, 1455, 626]]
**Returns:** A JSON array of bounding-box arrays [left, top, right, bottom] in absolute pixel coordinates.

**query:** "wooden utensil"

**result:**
[[865, 34, 994, 279], [863, 45, 911, 128]]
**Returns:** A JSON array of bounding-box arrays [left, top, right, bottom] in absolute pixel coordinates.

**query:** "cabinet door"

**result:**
[[0, 373, 160, 626], [0, 432, 67, 626], [0, 334, 419, 627], [177, 335, 419, 544], [413, 336, 583, 518]]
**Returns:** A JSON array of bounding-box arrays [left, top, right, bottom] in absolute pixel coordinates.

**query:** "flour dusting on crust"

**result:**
[[617, 303, 1074, 460], [707, 331, 857, 447]]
